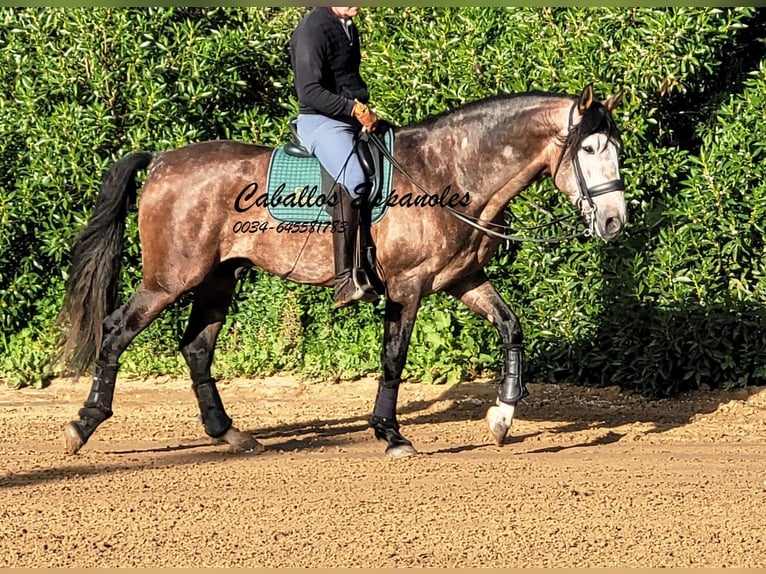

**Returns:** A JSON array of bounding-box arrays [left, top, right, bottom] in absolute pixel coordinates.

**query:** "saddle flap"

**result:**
[[357, 121, 392, 208]]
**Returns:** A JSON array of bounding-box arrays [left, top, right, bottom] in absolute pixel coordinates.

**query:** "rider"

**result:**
[[289, 6, 379, 308]]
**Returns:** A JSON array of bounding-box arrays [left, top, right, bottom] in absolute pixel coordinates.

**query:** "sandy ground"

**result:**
[[1, 375, 765, 568]]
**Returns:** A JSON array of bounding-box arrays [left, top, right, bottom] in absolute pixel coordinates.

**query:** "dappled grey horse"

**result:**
[[58, 84, 626, 456]]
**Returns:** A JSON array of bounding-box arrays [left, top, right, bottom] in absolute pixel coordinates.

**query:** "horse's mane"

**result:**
[[398, 91, 622, 157], [400, 91, 573, 131]]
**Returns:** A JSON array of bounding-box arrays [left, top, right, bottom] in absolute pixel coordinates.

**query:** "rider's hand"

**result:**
[[352, 99, 378, 132]]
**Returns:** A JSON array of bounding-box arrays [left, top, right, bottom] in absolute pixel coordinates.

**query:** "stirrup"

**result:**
[[351, 232, 379, 303], [334, 271, 377, 308]]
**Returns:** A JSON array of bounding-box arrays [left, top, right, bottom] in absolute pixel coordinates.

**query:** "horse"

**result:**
[[58, 84, 626, 457]]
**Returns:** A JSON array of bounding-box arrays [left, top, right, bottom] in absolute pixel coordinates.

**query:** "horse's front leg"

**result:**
[[369, 296, 421, 458], [448, 272, 528, 446]]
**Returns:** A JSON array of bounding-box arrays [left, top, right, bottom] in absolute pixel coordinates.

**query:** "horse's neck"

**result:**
[[399, 101, 566, 221]]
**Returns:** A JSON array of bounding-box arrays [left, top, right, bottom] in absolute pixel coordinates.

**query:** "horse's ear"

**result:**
[[603, 89, 624, 113], [578, 84, 594, 114]]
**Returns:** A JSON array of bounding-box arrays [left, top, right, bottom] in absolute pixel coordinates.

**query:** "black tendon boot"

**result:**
[[332, 188, 376, 308], [497, 343, 529, 404]]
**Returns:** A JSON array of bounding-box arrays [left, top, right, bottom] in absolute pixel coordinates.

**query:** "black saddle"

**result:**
[[283, 118, 390, 209]]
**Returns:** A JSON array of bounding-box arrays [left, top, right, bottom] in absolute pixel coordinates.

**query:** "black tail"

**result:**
[[57, 151, 154, 374]]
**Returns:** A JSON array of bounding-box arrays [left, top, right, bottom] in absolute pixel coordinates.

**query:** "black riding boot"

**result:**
[[332, 188, 369, 308]]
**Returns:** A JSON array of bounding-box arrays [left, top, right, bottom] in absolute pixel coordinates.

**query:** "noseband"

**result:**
[[560, 103, 624, 234]]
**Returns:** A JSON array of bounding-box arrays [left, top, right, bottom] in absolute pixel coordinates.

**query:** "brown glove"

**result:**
[[352, 99, 378, 132]]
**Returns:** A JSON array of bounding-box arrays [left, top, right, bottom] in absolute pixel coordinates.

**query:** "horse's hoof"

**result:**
[[486, 403, 515, 446], [221, 426, 265, 454], [386, 443, 418, 458], [369, 415, 417, 458], [64, 422, 85, 455]]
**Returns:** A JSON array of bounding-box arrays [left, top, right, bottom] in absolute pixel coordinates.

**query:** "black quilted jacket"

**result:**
[[290, 7, 370, 119]]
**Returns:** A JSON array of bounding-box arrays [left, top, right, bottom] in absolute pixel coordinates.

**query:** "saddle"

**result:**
[[283, 118, 389, 298]]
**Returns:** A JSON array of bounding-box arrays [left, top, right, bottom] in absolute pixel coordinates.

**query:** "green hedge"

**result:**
[[1, 7, 764, 396]]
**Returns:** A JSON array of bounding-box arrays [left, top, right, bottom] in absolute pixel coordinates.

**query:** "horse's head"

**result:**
[[553, 85, 626, 242]]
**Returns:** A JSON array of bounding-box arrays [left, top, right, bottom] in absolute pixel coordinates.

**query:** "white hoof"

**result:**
[[220, 426, 265, 454], [64, 422, 85, 455], [486, 401, 517, 446], [386, 443, 418, 458]]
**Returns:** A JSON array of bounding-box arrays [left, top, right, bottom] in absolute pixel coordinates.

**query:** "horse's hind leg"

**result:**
[[448, 272, 528, 446], [180, 263, 264, 454], [65, 287, 177, 454]]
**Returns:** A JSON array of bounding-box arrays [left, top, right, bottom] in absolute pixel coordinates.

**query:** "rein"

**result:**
[[366, 118, 581, 244]]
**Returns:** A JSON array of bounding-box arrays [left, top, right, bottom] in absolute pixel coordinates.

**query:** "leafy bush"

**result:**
[[1, 7, 764, 397]]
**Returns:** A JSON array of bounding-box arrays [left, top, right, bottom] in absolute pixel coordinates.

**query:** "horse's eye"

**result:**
[[582, 145, 595, 154]]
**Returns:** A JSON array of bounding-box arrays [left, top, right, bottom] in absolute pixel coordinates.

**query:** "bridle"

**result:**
[[555, 103, 625, 238], [367, 101, 623, 244]]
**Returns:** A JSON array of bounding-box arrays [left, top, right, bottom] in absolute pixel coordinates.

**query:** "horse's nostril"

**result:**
[[605, 216, 623, 237]]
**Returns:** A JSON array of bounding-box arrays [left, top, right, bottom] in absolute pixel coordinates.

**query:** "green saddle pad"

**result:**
[[265, 130, 393, 224]]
